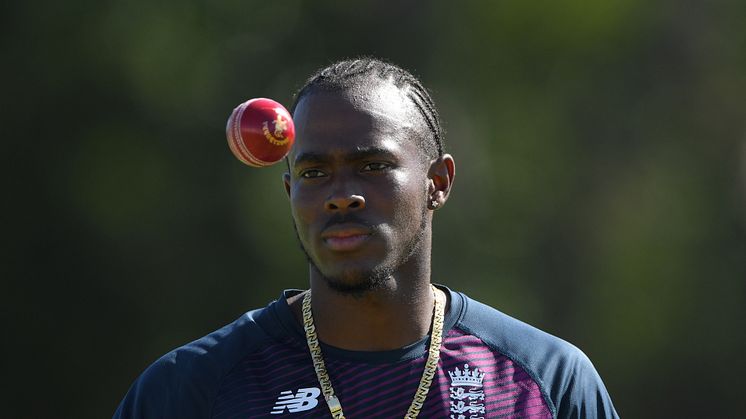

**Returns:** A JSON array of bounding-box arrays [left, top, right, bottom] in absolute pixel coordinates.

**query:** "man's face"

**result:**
[[284, 82, 432, 293]]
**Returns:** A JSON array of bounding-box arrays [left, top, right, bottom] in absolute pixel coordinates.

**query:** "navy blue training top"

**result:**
[[114, 287, 618, 418]]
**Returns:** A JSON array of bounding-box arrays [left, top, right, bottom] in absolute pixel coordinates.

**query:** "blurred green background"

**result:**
[[4, 0, 745, 417]]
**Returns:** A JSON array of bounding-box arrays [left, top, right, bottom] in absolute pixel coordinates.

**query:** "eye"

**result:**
[[361, 162, 391, 172], [300, 169, 327, 179]]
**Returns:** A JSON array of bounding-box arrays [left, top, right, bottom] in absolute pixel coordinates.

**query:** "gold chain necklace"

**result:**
[[302, 285, 445, 419]]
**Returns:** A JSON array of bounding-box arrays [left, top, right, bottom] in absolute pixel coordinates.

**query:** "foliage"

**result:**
[[3, 0, 745, 417]]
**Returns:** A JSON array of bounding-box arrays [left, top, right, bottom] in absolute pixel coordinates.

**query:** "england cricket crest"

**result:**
[[448, 363, 486, 419]]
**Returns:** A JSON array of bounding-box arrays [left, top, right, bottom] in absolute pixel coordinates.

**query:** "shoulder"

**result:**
[[113, 307, 276, 419], [453, 291, 619, 419]]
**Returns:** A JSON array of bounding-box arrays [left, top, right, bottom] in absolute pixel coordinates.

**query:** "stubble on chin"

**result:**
[[317, 264, 394, 298]]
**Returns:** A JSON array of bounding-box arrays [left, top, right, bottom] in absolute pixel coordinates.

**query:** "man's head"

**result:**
[[291, 58, 444, 161], [283, 58, 455, 295]]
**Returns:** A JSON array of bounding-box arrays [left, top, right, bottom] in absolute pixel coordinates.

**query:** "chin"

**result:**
[[316, 264, 394, 296]]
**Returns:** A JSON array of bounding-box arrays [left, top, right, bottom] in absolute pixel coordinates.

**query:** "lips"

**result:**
[[321, 223, 372, 252]]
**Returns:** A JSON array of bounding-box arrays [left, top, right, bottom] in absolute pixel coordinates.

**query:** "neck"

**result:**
[[312, 275, 435, 351], [289, 256, 438, 351]]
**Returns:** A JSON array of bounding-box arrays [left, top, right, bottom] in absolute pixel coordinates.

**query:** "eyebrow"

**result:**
[[293, 146, 398, 167]]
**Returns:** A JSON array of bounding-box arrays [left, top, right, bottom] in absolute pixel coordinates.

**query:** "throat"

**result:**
[[289, 285, 440, 351], [317, 311, 432, 351]]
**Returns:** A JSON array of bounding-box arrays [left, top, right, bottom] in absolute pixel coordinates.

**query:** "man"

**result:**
[[114, 58, 618, 418]]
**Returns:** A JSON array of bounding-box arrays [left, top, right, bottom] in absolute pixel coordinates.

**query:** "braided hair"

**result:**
[[290, 58, 444, 160]]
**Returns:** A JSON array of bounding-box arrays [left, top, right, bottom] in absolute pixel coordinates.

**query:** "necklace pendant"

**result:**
[[327, 395, 343, 415]]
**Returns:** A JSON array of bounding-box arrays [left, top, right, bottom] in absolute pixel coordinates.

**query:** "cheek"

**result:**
[[289, 187, 319, 233], [389, 171, 428, 223]]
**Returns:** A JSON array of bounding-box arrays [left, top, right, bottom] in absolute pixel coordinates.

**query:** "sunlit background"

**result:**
[[4, 1, 746, 417]]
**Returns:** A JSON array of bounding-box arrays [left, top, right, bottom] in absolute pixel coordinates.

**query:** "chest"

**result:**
[[211, 331, 552, 418]]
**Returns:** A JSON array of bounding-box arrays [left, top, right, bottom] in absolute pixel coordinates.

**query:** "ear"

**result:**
[[427, 154, 455, 210], [283, 172, 291, 198]]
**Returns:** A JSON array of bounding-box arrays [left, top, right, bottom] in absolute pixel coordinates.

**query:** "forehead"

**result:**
[[289, 83, 423, 164]]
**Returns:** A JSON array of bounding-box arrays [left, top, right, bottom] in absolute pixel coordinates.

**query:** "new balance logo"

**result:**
[[270, 387, 321, 414]]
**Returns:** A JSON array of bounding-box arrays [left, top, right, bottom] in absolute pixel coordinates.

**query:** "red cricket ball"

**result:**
[[226, 98, 295, 167]]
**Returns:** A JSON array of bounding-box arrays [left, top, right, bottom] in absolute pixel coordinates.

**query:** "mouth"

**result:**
[[321, 223, 372, 252]]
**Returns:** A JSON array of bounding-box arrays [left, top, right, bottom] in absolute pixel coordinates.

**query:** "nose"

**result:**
[[325, 194, 365, 213]]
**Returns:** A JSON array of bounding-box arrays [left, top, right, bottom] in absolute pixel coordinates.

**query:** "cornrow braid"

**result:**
[[290, 58, 444, 159]]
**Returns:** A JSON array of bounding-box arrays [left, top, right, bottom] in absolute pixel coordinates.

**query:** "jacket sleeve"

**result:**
[[554, 350, 619, 419], [113, 350, 213, 419], [112, 309, 271, 419]]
